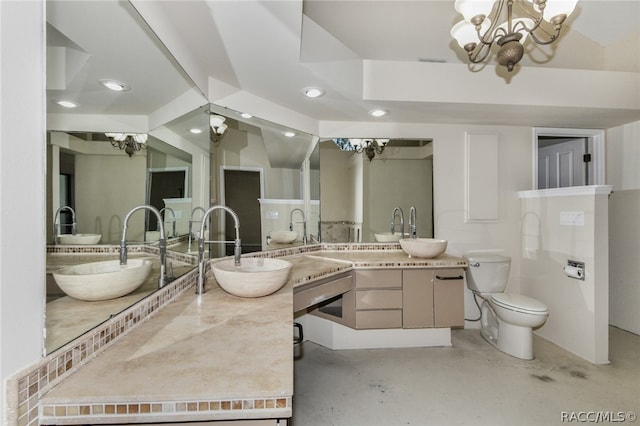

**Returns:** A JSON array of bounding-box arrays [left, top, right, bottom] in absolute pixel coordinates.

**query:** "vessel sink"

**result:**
[[270, 230, 298, 244], [58, 233, 102, 245], [374, 232, 404, 243], [399, 238, 447, 258], [212, 257, 293, 298], [52, 259, 152, 301]]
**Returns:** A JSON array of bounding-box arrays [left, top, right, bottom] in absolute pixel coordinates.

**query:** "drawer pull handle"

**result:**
[[293, 322, 304, 345], [435, 275, 464, 280]]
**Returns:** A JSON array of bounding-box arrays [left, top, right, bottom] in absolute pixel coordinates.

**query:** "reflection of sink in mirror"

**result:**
[[271, 230, 298, 244], [374, 232, 404, 243], [212, 257, 292, 298], [58, 234, 102, 245], [399, 238, 447, 258], [52, 259, 152, 301]]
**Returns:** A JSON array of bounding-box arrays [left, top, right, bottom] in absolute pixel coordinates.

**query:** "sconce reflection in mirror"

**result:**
[[333, 138, 389, 161], [210, 114, 228, 144], [105, 133, 148, 157]]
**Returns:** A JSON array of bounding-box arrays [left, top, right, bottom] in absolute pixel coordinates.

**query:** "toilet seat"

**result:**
[[490, 293, 548, 315]]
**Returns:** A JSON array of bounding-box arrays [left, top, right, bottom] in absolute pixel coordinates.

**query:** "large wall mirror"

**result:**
[[44, 1, 321, 354], [319, 139, 433, 243]]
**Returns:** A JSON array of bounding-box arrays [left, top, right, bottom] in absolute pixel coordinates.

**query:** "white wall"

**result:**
[[75, 153, 147, 243], [606, 121, 640, 334], [0, 1, 46, 423], [519, 188, 611, 364]]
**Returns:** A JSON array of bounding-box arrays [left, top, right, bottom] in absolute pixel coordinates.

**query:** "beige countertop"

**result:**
[[40, 249, 466, 424], [45, 253, 193, 353]]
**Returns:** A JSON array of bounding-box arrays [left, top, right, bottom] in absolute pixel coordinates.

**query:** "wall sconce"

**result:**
[[105, 133, 148, 157], [333, 138, 390, 161], [210, 114, 228, 144]]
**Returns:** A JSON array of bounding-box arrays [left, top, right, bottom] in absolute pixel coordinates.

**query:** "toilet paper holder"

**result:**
[[564, 260, 585, 280]]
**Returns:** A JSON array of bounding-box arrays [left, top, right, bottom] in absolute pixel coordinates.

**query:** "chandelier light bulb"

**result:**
[[451, 0, 579, 72]]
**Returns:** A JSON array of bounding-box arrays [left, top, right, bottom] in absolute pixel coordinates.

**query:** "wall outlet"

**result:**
[[266, 211, 279, 219], [560, 211, 584, 226]]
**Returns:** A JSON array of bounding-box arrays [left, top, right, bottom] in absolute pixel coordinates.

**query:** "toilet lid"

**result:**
[[490, 293, 549, 314]]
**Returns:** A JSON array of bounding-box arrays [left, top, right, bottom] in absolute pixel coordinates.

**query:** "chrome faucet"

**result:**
[[289, 208, 307, 244], [120, 205, 168, 289], [159, 207, 176, 238], [391, 207, 404, 237], [196, 205, 241, 295], [409, 206, 417, 239], [53, 206, 77, 244], [188, 206, 207, 253]]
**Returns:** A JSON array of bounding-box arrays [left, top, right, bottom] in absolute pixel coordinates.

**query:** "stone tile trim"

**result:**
[[8, 242, 433, 426], [7, 267, 198, 426], [40, 396, 291, 423]]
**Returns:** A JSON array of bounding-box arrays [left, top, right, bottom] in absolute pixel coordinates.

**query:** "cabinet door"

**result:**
[[402, 269, 434, 328], [433, 269, 465, 328]]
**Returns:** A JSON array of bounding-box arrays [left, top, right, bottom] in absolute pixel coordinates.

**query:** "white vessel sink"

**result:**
[[374, 232, 404, 243], [212, 257, 293, 298], [399, 238, 447, 258], [270, 230, 298, 244], [52, 259, 152, 301], [58, 233, 102, 245]]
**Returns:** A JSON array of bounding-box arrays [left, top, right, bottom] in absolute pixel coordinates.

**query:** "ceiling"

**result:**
[[47, 0, 640, 140]]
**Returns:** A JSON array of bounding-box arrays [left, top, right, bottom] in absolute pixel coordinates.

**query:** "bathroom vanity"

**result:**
[[36, 244, 466, 425]]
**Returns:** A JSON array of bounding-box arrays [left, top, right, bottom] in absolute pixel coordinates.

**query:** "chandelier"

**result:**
[[451, 0, 579, 72], [105, 133, 148, 157], [333, 138, 390, 161], [210, 114, 228, 144]]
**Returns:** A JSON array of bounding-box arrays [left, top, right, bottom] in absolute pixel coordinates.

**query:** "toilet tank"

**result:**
[[464, 254, 511, 293]]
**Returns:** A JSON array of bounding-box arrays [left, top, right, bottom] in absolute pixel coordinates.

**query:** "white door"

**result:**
[[537, 138, 590, 189]]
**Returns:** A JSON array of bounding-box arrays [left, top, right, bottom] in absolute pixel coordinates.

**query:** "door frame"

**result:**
[[218, 166, 265, 252], [145, 166, 189, 232], [532, 127, 605, 190], [219, 166, 265, 207]]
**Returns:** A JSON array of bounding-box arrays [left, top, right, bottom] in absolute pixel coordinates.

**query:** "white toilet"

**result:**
[[464, 254, 549, 360]]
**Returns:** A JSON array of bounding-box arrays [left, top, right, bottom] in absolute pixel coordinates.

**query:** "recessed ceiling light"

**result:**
[[283, 131, 296, 138], [189, 128, 203, 134], [369, 109, 388, 117], [303, 87, 325, 98], [56, 100, 78, 108], [240, 112, 253, 119], [99, 79, 130, 92]]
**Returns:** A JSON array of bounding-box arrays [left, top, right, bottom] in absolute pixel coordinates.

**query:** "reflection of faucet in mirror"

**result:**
[[53, 206, 77, 245], [159, 207, 176, 238], [391, 207, 405, 237], [196, 205, 241, 295], [409, 206, 417, 239], [188, 206, 207, 253], [289, 208, 307, 244], [120, 205, 169, 289]]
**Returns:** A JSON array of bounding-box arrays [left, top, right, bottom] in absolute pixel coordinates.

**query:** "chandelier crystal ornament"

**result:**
[[333, 138, 390, 161], [105, 133, 148, 157], [451, 0, 579, 72], [209, 114, 228, 144]]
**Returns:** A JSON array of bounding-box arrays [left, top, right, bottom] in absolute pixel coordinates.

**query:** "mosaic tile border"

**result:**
[[8, 242, 454, 426], [40, 396, 291, 423], [7, 267, 198, 426]]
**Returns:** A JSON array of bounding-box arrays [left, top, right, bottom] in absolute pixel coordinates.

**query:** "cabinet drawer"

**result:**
[[356, 269, 402, 289], [355, 289, 402, 310], [356, 310, 402, 329], [293, 273, 353, 312]]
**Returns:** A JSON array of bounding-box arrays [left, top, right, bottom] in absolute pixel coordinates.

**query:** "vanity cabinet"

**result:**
[[310, 267, 465, 330], [403, 268, 465, 328]]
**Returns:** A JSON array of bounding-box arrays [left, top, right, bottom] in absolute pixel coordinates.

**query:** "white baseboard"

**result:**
[[295, 313, 452, 350]]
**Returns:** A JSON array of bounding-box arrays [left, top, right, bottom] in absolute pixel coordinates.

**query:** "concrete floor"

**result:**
[[293, 327, 639, 426]]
